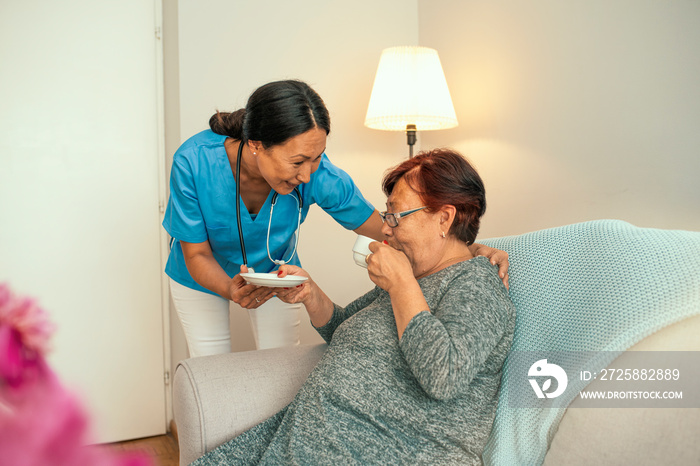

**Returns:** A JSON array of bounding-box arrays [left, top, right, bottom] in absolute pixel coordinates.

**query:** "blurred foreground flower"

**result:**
[[0, 283, 152, 466]]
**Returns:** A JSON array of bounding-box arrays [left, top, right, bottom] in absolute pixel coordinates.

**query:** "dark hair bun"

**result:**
[[209, 109, 245, 138]]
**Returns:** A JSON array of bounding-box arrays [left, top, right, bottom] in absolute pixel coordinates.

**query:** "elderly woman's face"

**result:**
[[382, 177, 446, 277]]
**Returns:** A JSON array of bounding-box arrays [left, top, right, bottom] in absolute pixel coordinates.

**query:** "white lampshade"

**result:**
[[364, 46, 458, 131]]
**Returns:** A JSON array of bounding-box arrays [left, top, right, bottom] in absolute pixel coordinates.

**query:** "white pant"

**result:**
[[169, 278, 301, 357]]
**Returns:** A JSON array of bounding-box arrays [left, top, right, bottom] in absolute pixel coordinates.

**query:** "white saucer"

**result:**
[[240, 272, 308, 288]]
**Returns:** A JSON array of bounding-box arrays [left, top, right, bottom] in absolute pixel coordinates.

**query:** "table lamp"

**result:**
[[364, 46, 458, 157]]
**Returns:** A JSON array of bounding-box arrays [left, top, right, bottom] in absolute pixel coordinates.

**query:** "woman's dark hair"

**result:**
[[382, 149, 486, 245], [209, 80, 331, 148]]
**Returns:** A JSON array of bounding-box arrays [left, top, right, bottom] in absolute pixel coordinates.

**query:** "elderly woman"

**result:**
[[193, 149, 516, 465]]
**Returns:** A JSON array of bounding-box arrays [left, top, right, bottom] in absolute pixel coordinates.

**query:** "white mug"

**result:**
[[352, 235, 374, 268]]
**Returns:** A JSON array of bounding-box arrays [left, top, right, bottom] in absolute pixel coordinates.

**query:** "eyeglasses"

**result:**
[[379, 206, 427, 228]]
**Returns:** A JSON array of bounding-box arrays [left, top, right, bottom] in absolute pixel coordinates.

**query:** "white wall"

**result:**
[[163, 0, 189, 389], [168, 0, 419, 355], [418, 0, 700, 238]]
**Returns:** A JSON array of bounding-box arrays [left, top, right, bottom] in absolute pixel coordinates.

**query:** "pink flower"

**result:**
[[0, 283, 54, 389], [0, 283, 54, 355], [0, 283, 153, 466]]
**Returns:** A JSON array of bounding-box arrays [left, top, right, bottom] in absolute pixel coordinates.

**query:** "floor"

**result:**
[[106, 433, 179, 466]]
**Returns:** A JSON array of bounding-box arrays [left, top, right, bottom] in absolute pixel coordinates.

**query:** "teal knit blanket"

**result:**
[[480, 220, 700, 465]]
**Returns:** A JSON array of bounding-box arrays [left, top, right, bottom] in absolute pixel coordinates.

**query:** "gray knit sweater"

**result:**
[[193, 256, 515, 465]]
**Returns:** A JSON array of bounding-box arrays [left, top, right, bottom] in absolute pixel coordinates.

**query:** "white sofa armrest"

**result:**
[[173, 343, 327, 465]]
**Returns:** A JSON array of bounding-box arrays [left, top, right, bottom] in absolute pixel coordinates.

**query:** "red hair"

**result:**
[[382, 149, 486, 245]]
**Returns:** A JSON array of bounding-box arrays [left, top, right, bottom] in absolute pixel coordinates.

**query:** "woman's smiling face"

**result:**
[[250, 127, 327, 195]]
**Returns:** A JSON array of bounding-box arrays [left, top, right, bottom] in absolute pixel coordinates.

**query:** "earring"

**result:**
[[441, 231, 446, 238]]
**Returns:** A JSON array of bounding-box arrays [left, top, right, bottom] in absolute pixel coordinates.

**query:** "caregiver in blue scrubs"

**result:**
[[163, 80, 508, 357]]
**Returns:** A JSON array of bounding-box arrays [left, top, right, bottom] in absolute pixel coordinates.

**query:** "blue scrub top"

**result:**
[[163, 130, 375, 296]]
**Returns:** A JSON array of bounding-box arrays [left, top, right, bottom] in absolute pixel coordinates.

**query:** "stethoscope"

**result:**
[[235, 141, 303, 269]]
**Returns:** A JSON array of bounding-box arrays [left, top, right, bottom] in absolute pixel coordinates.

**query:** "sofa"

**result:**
[[173, 220, 700, 465]]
